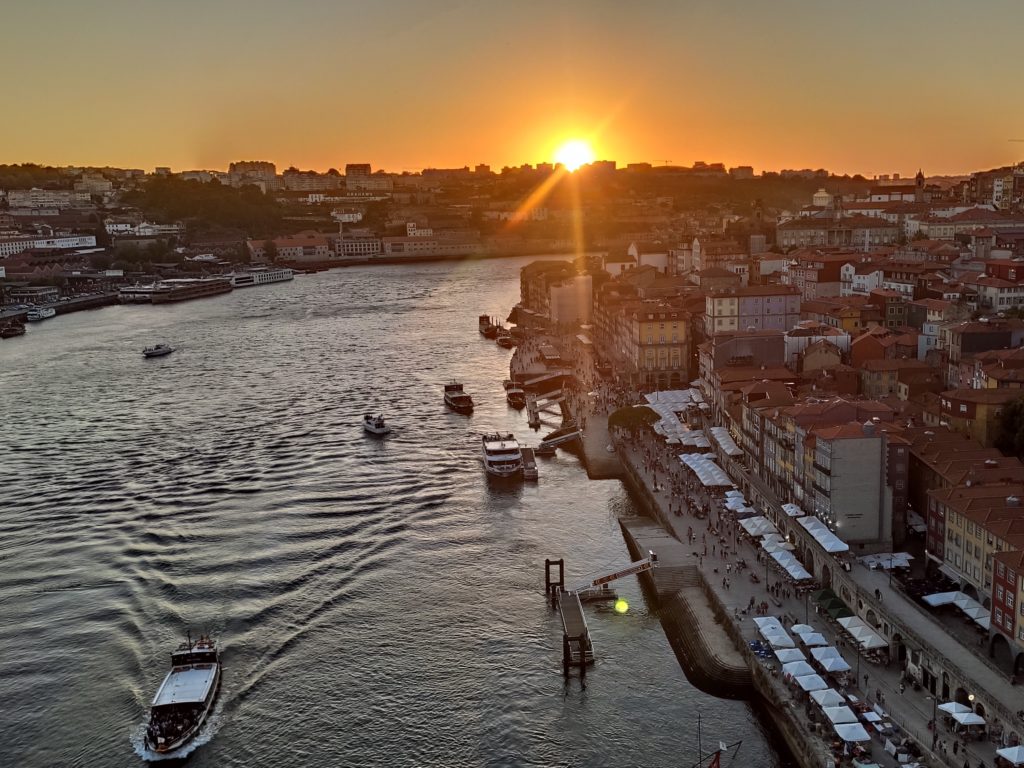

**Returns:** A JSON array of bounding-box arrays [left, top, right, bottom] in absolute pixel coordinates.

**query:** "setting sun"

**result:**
[[553, 139, 596, 171]]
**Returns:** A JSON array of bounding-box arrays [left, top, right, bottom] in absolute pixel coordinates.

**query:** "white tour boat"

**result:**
[[26, 307, 56, 321], [481, 432, 524, 478], [363, 414, 391, 435], [231, 266, 295, 288], [145, 634, 221, 755]]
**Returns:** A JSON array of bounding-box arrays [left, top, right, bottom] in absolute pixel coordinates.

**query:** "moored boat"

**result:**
[[144, 634, 221, 755], [26, 307, 56, 321], [496, 331, 515, 349], [506, 387, 527, 409], [0, 321, 26, 338], [444, 382, 474, 414], [143, 343, 174, 358], [363, 414, 391, 435], [481, 432, 523, 478]]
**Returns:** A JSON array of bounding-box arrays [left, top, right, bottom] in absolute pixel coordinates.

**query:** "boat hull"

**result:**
[[146, 664, 221, 754], [485, 465, 523, 478], [445, 398, 473, 414], [363, 423, 390, 435]]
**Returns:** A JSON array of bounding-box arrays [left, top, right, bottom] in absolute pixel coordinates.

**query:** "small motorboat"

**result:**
[[143, 343, 174, 358], [502, 379, 515, 391], [506, 387, 527, 409], [363, 414, 391, 435]]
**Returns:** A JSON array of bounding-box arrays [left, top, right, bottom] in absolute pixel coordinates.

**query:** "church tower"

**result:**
[[915, 169, 926, 202]]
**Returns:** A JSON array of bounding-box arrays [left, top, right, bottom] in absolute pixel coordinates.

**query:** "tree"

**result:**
[[608, 405, 660, 430], [263, 239, 279, 263], [994, 396, 1024, 459]]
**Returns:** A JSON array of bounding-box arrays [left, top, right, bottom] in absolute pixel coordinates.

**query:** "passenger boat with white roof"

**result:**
[[481, 432, 523, 478], [144, 633, 221, 754]]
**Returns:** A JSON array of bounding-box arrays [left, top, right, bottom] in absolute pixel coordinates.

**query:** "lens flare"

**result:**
[[554, 139, 595, 171], [614, 598, 629, 614]]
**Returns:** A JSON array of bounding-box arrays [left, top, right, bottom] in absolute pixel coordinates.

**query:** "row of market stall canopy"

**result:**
[[753, 617, 873, 744]]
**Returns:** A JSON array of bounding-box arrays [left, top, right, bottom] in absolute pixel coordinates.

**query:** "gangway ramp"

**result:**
[[557, 590, 594, 667]]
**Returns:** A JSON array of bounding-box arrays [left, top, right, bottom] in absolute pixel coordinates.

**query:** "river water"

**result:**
[[0, 257, 788, 767]]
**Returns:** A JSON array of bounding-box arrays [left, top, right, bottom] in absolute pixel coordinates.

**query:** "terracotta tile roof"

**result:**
[[940, 388, 1022, 405]]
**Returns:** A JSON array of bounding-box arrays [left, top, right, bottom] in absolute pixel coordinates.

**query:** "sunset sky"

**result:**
[[4, 0, 1023, 176]]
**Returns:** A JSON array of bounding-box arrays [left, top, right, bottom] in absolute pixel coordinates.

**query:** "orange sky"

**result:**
[[2, 1, 1023, 176]]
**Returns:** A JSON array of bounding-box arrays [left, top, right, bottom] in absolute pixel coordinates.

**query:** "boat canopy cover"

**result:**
[[152, 666, 216, 707]]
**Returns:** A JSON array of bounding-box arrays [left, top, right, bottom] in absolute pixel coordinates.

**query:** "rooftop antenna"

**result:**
[[663, 159, 672, 166]]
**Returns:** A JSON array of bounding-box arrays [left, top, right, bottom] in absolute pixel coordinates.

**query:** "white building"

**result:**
[[0, 233, 97, 257], [406, 222, 434, 237], [6, 188, 92, 209]]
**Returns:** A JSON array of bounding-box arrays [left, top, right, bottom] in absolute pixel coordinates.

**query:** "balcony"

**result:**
[[812, 460, 831, 476]]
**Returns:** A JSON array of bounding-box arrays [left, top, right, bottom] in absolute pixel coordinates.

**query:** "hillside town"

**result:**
[[2, 159, 1024, 325], [503, 165, 1024, 765]]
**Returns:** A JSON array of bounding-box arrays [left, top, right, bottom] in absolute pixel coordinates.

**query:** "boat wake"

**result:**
[[130, 698, 226, 762]]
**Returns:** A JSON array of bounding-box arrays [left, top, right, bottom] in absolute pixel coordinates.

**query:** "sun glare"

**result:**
[[554, 139, 595, 171]]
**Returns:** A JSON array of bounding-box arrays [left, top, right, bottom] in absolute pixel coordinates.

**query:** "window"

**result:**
[[1008, 593, 1015, 610], [997, 585, 1004, 601], [995, 607, 1003, 625], [998, 563, 1006, 578]]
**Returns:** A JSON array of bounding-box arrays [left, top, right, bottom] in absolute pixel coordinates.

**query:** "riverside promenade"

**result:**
[[613, 420, 1005, 768]]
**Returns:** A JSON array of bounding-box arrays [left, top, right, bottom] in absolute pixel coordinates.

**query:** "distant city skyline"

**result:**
[[3, 0, 1024, 176]]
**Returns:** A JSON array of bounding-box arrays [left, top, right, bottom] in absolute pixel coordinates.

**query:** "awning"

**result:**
[[924, 590, 991, 628], [996, 747, 1024, 766], [952, 711, 986, 726], [709, 426, 743, 457], [819, 656, 852, 673], [810, 646, 842, 662], [922, 591, 958, 606], [824, 706, 858, 724], [798, 516, 850, 553], [810, 688, 847, 707], [938, 702, 971, 714], [774, 648, 806, 663], [782, 660, 816, 677], [742, 516, 780, 538], [769, 549, 813, 580], [800, 632, 828, 647], [795, 673, 828, 691], [834, 723, 871, 742]]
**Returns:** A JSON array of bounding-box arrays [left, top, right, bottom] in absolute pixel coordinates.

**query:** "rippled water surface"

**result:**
[[0, 258, 787, 767]]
